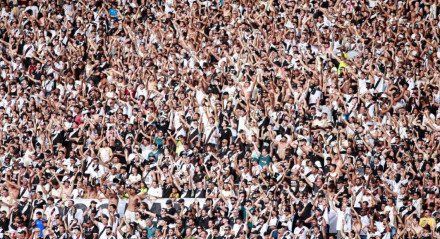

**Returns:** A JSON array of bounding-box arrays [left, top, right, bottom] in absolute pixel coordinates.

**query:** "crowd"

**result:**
[[0, 0, 439, 238]]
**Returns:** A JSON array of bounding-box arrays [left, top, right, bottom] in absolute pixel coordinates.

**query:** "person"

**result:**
[[83, 219, 99, 239], [293, 220, 309, 239], [33, 212, 46, 238], [419, 209, 436, 232], [99, 226, 116, 239], [125, 187, 147, 222], [0, 0, 438, 238]]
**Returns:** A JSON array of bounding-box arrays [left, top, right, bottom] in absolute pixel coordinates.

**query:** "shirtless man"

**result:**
[[274, 135, 292, 160], [107, 192, 119, 209], [125, 187, 147, 222], [4, 171, 21, 199]]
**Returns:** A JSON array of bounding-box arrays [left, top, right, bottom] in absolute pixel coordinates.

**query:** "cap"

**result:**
[[177, 199, 184, 203], [315, 161, 322, 168], [166, 199, 172, 205]]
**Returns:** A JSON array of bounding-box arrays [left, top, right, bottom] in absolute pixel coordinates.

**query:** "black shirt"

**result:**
[[197, 215, 210, 229], [162, 184, 173, 198], [219, 127, 232, 142], [83, 225, 99, 239], [0, 217, 9, 233], [163, 207, 177, 224], [32, 199, 47, 210]]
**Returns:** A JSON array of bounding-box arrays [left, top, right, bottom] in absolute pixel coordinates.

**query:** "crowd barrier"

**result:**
[[49, 198, 341, 234], [58, 198, 216, 217]]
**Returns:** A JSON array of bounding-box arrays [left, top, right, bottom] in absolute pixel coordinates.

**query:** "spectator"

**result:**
[[0, 0, 439, 239]]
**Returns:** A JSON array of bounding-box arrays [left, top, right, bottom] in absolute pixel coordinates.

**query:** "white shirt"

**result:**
[[135, 87, 147, 99], [237, 115, 248, 132], [71, 188, 84, 199], [204, 124, 219, 145], [352, 186, 363, 208], [66, 207, 84, 225], [147, 186, 163, 198], [164, 0, 175, 13], [127, 174, 141, 185], [232, 223, 245, 236], [23, 44, 35, 58], [360, 215, 370, 235], [85, 163, 106, 179], [308, 89, 322, 104], [44, 205, 60, 221], [293, 226, 308, 239]]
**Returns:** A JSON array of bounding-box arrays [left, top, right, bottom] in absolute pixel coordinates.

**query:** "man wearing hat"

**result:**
[[176, 198, 188, 216], [163, 199, 177, 223]]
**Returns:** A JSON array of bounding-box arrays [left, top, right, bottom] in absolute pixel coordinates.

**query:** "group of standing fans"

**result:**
[[0, 0, 440, 238]]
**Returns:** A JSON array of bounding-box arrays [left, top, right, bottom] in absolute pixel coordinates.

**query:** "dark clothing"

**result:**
[[181, 189, 193, 198], [83, 225, 99, 239], [196, 215, 210, 229], [193, 188, 206, 198], [0, 217, 9, 233]]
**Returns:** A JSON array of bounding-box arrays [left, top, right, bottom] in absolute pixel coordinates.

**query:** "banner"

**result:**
[[58, 198, 214, 217]]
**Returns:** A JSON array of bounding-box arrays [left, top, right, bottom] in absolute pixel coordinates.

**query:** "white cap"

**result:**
[[315, 161, 322, 168]]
